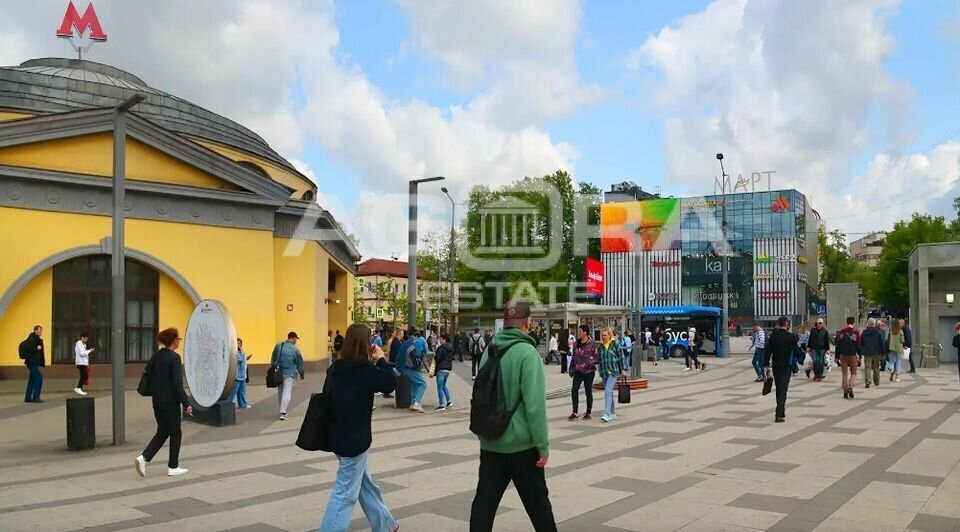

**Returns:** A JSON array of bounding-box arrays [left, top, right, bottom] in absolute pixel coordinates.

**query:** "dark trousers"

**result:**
[[560, 352, 568, 373], [570, 371, 594, 414], [142, 402, 183, 468], [472, 356, 480, 377], [76, 365, 89, 389], [24, 364, 43, 401], [470, 448, 557, 532], [908, 348, 915, 372], [773, 371, 790, 419], [685, 348, 701, 369]]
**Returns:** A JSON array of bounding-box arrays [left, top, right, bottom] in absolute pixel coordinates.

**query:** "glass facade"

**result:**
[[680, 190, 803, 256]]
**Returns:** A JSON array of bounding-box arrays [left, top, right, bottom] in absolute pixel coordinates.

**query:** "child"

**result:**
[[74, 332, 95, 396]]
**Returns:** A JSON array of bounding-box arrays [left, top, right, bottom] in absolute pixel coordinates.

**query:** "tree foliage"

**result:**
[[870, 213, 958, 308]]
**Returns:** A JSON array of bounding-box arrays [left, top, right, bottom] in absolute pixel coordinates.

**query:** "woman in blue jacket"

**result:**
[[320, 324, 399, 532]]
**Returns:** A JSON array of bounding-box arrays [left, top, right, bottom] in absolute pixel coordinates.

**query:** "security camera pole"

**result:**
[[716, 153, 731, 358], [112, 93, 146, 445], [408, 176, 446, 332]]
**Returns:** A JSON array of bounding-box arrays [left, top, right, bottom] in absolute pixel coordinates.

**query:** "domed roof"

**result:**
[[0, 58, 297, 174]]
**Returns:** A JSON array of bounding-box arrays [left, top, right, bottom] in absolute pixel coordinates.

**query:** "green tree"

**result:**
[[817, 227, 858, 288], [871, 213, 958, 308]]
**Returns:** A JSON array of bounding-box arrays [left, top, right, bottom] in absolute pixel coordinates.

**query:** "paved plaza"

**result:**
[[1, 356, 959, 532]]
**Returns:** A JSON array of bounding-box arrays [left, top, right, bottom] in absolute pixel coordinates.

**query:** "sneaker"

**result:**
[[894, 377, 900, 383], [683, 367, 692, 372], [434, 405, 446, 411], [843, 389, 850, 399], [568, 413, 579, 421], [244, 405, 253, 409], [279, 413, 288, 421], [775, 417, 785, 423], [471, 376, 476, 380], [611, 414, 618, 420], [865, 382, 870, 389], [410, 404, 425, 413], [700, 364, 706, 371], [600, 415, 612, 423], [654, 361, 659, 366], [446, 401, 454, 408], [849, 389, 855, 398], [134, 455, 146, 478], [167, 467, 188, 477], [755, 377, 764, 382], [583, 414, 592, 421], [73, 387, 83, 395]]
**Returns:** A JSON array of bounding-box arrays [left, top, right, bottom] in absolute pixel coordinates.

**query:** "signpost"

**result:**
[[183, 300, 237, 426]]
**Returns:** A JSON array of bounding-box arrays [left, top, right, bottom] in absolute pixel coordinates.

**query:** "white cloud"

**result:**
[[1, 0, 590, 259], [632, 0, 931, 234]]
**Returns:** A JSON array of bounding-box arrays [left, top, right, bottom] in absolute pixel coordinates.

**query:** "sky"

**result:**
[[1, 0, 959, 259]]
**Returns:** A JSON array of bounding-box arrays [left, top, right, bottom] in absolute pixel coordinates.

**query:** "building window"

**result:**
[[52, 256, 159, 364]]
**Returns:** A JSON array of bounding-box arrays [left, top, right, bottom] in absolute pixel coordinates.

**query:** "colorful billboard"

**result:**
[[585, 257, 604, 297], [600, 198, 681, 253]]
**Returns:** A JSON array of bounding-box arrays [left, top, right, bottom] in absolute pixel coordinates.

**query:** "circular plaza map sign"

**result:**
[[183, 299, 237, 408]]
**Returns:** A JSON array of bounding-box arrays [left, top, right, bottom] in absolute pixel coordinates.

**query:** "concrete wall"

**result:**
[[825, 282, 859, 332], [909, 242, 960, 361]]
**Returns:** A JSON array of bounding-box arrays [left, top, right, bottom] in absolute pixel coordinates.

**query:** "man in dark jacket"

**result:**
[[860, 319, 885, 388], [807, 318, 831, 382], [903, 319, 914, 373], [835, 317, 861, 399], [19, 326, 45, 403], [333, 330, 344, 353], [763, 317, 795, 423]]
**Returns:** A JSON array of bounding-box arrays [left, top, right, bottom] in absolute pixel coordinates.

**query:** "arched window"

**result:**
[[52, 256, 159, 364]]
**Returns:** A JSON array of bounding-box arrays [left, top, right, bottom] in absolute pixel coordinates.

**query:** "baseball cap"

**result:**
[[287, 331, 300, 339], [503, 300, 531, 320]]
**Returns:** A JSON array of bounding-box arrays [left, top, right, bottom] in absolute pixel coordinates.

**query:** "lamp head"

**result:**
[[441, 186, 448, 193], [716, 153, 724, 160]]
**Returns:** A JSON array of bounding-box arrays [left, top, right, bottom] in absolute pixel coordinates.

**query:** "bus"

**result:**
[[640, 306, 724, 358]]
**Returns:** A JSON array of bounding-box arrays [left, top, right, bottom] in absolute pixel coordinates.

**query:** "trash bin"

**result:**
[[66, 396, 95, 450]]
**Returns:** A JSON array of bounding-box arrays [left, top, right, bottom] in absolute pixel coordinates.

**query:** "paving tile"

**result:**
[[907, 513, 960, 532]]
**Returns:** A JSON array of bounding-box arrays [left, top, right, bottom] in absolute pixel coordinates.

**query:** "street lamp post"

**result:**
[[441, 187, 456, 333], [408, 176, 445, 332], [716, 153, 731, 358], [112, 93, 146, 446]]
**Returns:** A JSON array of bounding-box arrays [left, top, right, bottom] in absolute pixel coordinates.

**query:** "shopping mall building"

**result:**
[[600, 189, 821, 327], [0, 58, 359, 378]]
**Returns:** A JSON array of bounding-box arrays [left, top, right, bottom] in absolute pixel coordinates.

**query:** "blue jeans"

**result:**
[[226, 379, 248, 408], [887, 351, 902, 375], [752, 349, 765, 378], [603, 375, 618, 417], [25, 364, 43, 401], [660, 344, 669, 359], [812, 349, 827, 378], [320, 450, 396, 532], [436, 370, 452, 406], [402, 368, 426, 405]]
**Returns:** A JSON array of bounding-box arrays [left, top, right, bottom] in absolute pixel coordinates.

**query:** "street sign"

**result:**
[[817, 304, 826, 315]]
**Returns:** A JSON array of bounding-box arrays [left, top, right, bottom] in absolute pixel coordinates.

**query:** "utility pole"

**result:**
[[716, 153, 731, 358], [407, 176, 445, 332]]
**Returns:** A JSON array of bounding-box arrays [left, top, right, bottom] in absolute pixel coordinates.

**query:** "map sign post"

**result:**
[[183, 299, 238, 426]]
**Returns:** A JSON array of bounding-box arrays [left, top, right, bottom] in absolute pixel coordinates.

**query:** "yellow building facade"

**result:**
[[0, 58, 359, 378]]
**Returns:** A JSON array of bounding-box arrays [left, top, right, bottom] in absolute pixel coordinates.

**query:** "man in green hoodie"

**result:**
[[470, 300, 556, 532]]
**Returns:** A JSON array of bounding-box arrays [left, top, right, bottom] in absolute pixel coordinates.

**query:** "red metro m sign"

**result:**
[[57, 1, 107, 42]]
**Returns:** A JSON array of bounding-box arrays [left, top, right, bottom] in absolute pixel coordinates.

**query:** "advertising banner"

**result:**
[[585, 257, 604, 297], [600, 198, 681, 253]]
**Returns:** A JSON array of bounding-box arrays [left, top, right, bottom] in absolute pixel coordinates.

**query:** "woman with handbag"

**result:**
[[320, 323, 399, 532], [887, 320, 906, 383], [597, 327, 627, 423]]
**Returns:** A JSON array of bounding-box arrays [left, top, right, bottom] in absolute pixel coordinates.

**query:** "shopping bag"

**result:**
[[803, 353, 813, 371], [761, 375, 773, 396], [901, 347, 911, 361], [296, 391, 331, 452], [618, 376, 631, 404]]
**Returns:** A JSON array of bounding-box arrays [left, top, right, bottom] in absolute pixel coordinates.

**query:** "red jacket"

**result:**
[[834, 326, 861, 356]]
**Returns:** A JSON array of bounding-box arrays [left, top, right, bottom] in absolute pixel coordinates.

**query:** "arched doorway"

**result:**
[[51, 256, 159, 364]]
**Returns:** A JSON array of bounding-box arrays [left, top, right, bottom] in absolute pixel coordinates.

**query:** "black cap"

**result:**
[[503, 300, 531, 320], [287, 331, 300, 339]]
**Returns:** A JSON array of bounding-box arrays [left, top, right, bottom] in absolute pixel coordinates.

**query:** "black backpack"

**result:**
[[470, 336, 483, 358], [470, 344, 519, 439], [18, 339, 29, 360], [836, 331, 858, 356]]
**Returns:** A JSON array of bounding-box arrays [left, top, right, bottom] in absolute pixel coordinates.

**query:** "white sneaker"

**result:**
[[74, 387, 87, 395], [167, 467, 188, 477], [471, 375, 476, 380], [279, 413, 288, 421], [244, 405, 253, 409], [683, 367, 692, 372], [134, 455, 146, 478], [410, 403, 425, 413], [601, 415, 612, 423]]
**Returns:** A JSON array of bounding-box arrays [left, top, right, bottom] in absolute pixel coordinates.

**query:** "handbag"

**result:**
[[901, 347, 910, 361], [761, 375, 773, 396], [296, 376, 332, 452], [137, 360, 153, 397], [618, 375, 631, 404], [266, 342, 284, 388]]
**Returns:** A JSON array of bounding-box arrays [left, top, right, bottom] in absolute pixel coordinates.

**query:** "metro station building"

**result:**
[[600, 189, 821, 327], [0, 58, 360, 377]]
